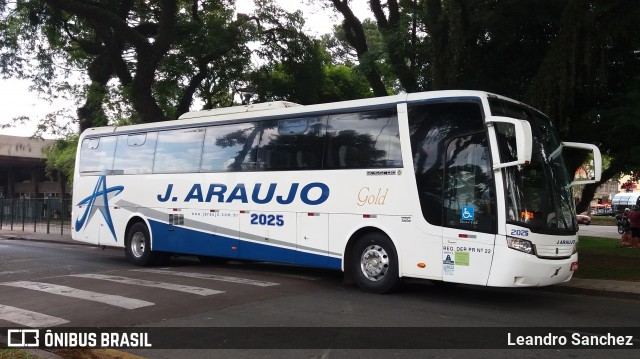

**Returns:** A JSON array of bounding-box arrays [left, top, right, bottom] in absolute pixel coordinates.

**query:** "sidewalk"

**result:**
[[0, 227, 76, 246], [1, 227, 639, 299]]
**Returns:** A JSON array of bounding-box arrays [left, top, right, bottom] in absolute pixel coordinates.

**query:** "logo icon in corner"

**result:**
[[7, 329, 39, 347], [75, 176, 124, 241]]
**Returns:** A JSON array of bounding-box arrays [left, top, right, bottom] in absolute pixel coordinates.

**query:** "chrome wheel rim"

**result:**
[[360, 244, 389, 281], [131, 232, 146, 258]]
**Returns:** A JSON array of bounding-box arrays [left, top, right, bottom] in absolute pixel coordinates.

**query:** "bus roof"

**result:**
[[79, 90, 502, 138], [178, 101, 301, 120]]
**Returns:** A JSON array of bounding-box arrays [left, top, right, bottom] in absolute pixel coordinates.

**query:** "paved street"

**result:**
[[0, 238, 332, 328], [0, 237, 639, 358], [577, 224, 621, 239]]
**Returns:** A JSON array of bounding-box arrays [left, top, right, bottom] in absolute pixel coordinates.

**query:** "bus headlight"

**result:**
[[507, 237, 534, 254]]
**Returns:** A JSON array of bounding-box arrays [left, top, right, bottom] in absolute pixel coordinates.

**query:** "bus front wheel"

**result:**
[[351, 232, 400, 293], [125, 222, 158, 266]]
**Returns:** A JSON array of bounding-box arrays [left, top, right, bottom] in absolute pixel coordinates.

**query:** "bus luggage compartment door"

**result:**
[[442, 227, 495, 285]]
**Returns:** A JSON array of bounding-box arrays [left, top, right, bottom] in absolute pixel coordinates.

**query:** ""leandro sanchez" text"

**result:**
[[507, 332, 634, 347]]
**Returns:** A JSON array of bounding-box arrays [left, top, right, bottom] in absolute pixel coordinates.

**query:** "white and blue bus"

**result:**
[[72, 91, 601, 293]]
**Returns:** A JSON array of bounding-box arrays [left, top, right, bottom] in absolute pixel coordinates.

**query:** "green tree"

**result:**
[[524, 1, 640, 212], [321, 64, 372, 102], [245, 1, 372, 104], [42, 134, 78, 186], [1, 0, 252, 132], [329, 0, 640, 210], [323, 19, 397, 92]]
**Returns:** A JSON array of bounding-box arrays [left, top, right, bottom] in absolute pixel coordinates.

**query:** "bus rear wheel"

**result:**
[[351, 232, 400, 293], [125, 222, 159, 266]]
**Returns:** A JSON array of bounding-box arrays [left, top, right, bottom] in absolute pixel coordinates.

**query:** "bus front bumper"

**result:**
[[487, 245, 577, 287]]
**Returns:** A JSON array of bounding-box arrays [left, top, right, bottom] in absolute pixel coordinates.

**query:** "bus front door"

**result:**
[[441, 132, 497, 285], [442, 226, 495, 285]]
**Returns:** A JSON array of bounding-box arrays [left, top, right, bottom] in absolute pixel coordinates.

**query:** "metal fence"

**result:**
[[0, 198, 72, 235]]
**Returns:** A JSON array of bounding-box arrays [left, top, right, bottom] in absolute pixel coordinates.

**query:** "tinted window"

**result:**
[[79, 137, 117, 176], [491, 98, 576, 233], [201, 122, 260, 172], [488, 97, 536, 121], [324, 109, 402, 169], [443, 133, 496, 233], [153, 128, 205, 173], [113, 132, 157, 175], [409, 101, 485, 225], [490, 97, 537, 164], [257, 117, 326, 170]]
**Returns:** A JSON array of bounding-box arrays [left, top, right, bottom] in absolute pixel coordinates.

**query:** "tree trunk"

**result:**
[[331, 0, 387, 96], [370, 0, 417, 93]]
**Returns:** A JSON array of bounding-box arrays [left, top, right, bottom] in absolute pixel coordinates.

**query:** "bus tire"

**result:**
[[351, 232, 400, 293], [125, 222, 157, 266]]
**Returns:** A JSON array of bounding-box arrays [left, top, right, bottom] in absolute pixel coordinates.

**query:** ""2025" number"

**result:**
[[250, 213, 284, 227], [510, 229, 529, 236]]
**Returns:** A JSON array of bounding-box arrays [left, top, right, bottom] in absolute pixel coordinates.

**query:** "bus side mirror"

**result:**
[[562, 142, 602, 187], [485, 116, 533, 170]]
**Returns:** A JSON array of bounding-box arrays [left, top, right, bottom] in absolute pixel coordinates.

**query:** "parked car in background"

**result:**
[[576, 214, 591, 225]]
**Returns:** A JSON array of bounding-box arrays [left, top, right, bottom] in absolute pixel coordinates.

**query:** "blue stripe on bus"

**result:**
[[148, 220, 341, 270]]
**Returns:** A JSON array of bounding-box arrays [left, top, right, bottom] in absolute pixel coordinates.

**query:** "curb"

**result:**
[[0, 234, 94, 247], [538, 283, 640, 301]]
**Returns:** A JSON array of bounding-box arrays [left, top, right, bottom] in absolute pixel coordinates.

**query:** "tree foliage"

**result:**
[[42, 134, 78, 186], [329, 0, 640, 210], [1, 0, 639, 211], [1, 0, 253, 132], [1, 0, 372, 184]]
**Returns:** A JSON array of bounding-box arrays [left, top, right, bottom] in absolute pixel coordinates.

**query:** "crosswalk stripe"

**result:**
[[132, 269, 280, 287], [68, 273, 224, 296], [1, 281, 154, 309], [0, 304, 69, 327]]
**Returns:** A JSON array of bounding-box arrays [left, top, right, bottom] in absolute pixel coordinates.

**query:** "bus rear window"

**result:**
[[79, 137, 117, 175]]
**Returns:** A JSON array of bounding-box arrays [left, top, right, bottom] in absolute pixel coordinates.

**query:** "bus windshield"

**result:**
[[489, 98, 577, 234]]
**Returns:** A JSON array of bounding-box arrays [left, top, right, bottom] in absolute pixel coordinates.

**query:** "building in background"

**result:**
[[573, 168, 640, 214], [619, 174, 639, 193], [0, 134, 70, 199]]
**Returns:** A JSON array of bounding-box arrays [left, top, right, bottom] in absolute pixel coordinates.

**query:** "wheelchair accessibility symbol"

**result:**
[[461, 206, 475, 221]]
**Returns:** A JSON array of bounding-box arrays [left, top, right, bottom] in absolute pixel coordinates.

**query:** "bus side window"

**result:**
[[443, 133, 496, 233], [201, 122, 260, 172], [79, 137, 117, 176], [153, 128, 205, 173], [257, 117, 326, 171], [409, 101, 486, 226], [324, 109, 402, 169], [113, 132, 157, 175]]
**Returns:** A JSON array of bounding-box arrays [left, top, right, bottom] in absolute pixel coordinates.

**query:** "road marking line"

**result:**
[[0, 270, 29, 276], [68, 273, 224, 296], [0, 281, 154, 309], [0, 304, 69, 327], [267, 273, 322, 281], [132, 269, 280, 287]]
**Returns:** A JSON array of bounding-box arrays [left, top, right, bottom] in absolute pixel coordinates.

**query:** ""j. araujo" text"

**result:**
[[157, 182, 330, 205]]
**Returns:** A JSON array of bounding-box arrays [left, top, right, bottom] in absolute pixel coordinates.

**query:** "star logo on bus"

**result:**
[[74, 176, 124, 241]]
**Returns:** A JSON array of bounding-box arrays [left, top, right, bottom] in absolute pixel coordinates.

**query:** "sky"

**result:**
[[0, 78, 74, 138], [0, 0, 369, 139]]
